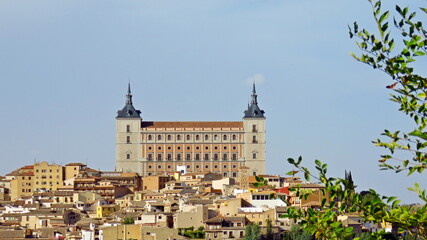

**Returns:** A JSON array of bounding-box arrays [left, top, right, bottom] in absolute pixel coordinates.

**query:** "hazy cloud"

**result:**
[[246, 73, 266, 85]]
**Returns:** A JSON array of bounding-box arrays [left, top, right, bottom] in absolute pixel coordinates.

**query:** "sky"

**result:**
[[0, 0, 426, 203]]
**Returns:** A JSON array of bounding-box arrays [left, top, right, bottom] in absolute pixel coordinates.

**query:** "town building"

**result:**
[[116, 83, 266, 177]]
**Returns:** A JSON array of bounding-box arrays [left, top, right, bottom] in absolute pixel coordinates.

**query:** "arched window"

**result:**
[[196, 135, 200, 141], [148, 135, 153, 141], [167, 135, 172, 141], [223, 135, 227, 140], [214, 135, 218, 141], [177, 135, 181, 141], [252, 136, 257, 143], [186, 135, 191, 141], [157, 135, 162, 141], [232, 135, 237, 141], [205, 135, 209, 140]]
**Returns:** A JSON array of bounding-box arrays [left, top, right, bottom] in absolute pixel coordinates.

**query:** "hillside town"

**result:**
[[0, 161, 398, 240]]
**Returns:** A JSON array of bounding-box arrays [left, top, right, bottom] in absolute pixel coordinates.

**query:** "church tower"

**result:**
[[242, 83, 266, 175], [115, 83, 142, 173]]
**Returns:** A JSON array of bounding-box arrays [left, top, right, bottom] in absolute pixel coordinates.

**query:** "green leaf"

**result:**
[[379, 11, 389, 23]]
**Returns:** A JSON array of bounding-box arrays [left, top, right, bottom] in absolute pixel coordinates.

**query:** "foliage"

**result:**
[[245, 223, 262, 240], [265, 217, 274, 240], [349, 0, 427, 176], [122, 217, 135, 225], [178, 226, 205, 239], [281, 0, 427, 239], [282, 224, 312, 240]]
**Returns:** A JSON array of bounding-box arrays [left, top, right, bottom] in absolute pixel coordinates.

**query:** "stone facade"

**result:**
[[116, 83, 266, 177]]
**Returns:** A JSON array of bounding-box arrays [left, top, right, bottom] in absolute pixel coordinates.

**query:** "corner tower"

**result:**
[[116, 83, 142, 173], [243, 83, 266, 175]]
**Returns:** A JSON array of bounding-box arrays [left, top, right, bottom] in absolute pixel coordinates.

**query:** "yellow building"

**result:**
[[96, 204, 120, 218], [65, 162, 87, 180], [116, 83, 266, 177], [9, 167, 34, 200], [33, 161, 64, 192]]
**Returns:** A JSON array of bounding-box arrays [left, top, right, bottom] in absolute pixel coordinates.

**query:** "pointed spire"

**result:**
[[117, 82, 141, 119], [244, 83, 265, 118], [126, 82, 133, 105], [251, 82, 258, 105]]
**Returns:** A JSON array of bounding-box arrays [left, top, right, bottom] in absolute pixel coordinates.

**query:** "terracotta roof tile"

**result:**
[[141, 121, 243, 129]]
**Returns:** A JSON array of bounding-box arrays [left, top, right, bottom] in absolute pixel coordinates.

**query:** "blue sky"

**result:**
[[0, 0, 425, 203]]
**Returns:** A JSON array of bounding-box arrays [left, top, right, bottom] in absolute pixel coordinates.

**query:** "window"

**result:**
[[205, 146, 209, 150], [186, 146, 190, 150], [177, 154, 181, 161], [177, 135, 181, 141], [158, 146, 162, 150], [148, 135, 152, 141], [127, 136, 131, 143], [253, 153, 257, 159], [186, 154, 191, 160], [196, 165, 200, 169], [252, 125, 257, 132], [177, 146, 181, 150], [232, 154, 237, 161], [223, 154, 228, 160], [195, 154, 200, 160], [232, 172, 237, 177], [157, 154, 162, 161], [196, 135, 200, 141], [126, 154, 130, 159], [214, 165, 218, 169], [223, 165, 227, 169], [223, 135, 227, 140], [214, 154, 218, 160], [126, 125, 130, 132], [214, 135, 218, 141], [232, 134, 237, 141], [232, 165, 237, 169], [157, 135, 162, 140], [148, 154, 153, 161], [167, 154, 172, 160], [204, 153, 209, 160], [148, 146, 152, 150], [186, 135, 191, 141], [167, 135, 172, 141], [223, 172, 228, 177], [168, 146, 172, 150], [252, 136, 257, 143], [205, 165, 209, 169], [205, 135, 209, 140], [214, 146, 218, 150], [167, 165, 171, 169], [158, 165, 162, 169], [187, 165, 190, 169], [232, 146, 237, 150], [196, 146, 200, 150], [224, 146, 227, 150]]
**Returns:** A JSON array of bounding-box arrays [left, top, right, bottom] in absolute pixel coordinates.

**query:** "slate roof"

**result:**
[[244, 83, 265, 118], [117, 83, 141, 118]]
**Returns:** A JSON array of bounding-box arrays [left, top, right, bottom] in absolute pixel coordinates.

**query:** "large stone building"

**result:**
[[115, 84, 266, 177]]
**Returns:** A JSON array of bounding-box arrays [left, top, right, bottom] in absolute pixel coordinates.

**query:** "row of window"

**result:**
[[35, 169, 60, 173], [147, 134, 239, 141], [126, 152, 257, 160], [132, 135, 259, 144], [148, 163, 238, 170], [147, 145, 238, 151], [147, 153, 242, 161]]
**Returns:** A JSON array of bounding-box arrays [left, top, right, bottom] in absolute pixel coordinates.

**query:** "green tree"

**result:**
[[282, 0, 427, 239], [265, 217, 274, 240], [122, 217, 135, 225], [282, 225, 312, 240], [245, 223, 262, 240]]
